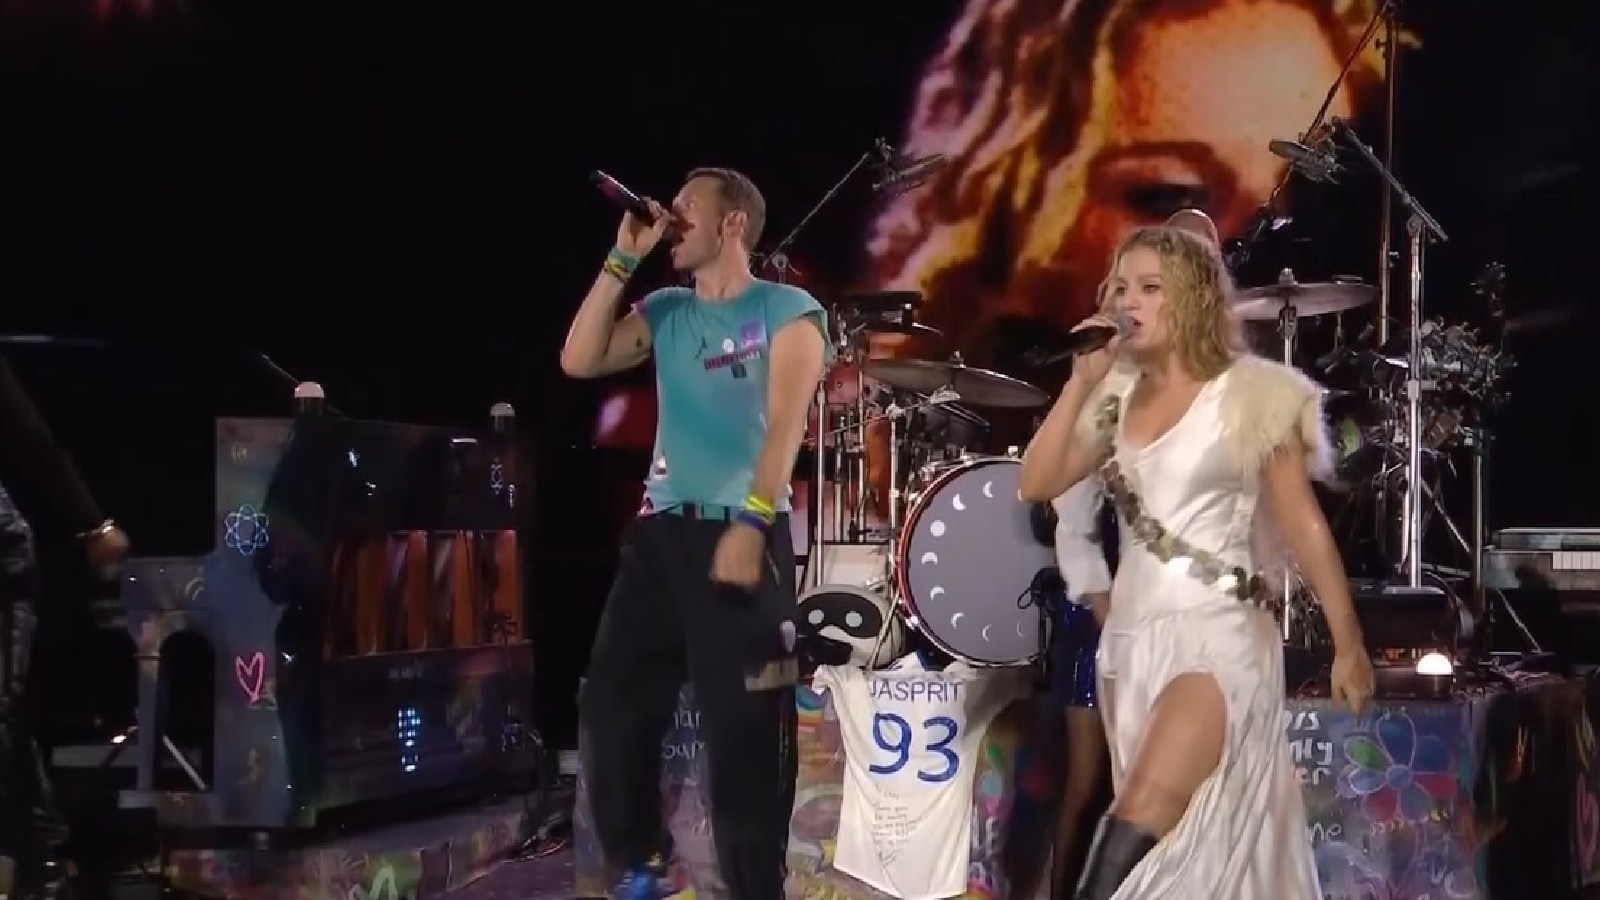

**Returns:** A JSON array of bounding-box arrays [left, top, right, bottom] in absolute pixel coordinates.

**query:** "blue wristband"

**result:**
[[733, 510, 771, 533]]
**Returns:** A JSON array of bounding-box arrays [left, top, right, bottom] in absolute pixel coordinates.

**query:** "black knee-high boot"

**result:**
[[1074, 815, 1157, 900]]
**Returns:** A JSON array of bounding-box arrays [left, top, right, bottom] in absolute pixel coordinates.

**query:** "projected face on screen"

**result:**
[[868, 0, 1390, 357]]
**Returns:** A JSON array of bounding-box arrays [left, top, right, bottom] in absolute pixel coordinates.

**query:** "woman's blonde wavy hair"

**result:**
[[1113, 226, 1245, 379], [868, 0, 1403, 350]]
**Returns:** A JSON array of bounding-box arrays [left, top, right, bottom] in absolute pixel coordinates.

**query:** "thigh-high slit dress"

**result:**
[[1083, 357, 1328, 900]]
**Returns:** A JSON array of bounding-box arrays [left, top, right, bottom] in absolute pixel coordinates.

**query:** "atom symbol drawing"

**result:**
[[224, 504, 271, 557]]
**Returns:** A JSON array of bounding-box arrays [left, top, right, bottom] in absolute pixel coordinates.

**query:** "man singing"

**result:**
[[561, 168, 828, 900], [0, 352, 129, 900]]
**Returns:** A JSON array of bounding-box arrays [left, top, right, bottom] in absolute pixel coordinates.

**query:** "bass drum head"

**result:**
[[896, 456, 1053, 665]]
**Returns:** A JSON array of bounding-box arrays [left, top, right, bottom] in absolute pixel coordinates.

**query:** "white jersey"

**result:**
[[814, 654, 1024, 900], [1051, 478, 1110, 599]]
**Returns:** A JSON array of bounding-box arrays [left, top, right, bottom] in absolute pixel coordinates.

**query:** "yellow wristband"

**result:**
[[743, 495, 776, 522], [606, 248, 639, 277]]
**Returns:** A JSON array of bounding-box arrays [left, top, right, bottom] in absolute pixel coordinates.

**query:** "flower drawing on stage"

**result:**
[[975, 740, 1009, 817], [223, 503, 271, 557], [1338, 711, 1455, 824]]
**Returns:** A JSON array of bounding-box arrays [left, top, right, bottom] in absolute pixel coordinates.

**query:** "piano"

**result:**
[[1482, 528, 1600, 593]]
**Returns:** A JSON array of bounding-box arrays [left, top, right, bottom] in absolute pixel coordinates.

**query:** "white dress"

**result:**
[[1085, 357, 1327, 900]]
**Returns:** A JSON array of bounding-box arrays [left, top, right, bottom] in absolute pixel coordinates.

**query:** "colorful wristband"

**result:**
[[734, 510, 771, 532], [742, 495, 776, 523], [607, 247, 639, 274]]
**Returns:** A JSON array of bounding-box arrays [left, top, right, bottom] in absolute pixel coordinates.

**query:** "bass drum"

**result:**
[[895, 456, 1053, 666]]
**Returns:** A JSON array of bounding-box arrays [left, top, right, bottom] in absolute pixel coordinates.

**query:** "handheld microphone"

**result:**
[[1268, 138, 1341, 184], [591, 170, 661, 225], [1023, 311, 1132, 366]]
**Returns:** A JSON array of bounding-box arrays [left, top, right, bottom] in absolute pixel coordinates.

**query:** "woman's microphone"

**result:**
[[1023, 310, 1132, 366]]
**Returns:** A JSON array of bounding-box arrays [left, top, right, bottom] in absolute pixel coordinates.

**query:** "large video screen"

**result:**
[[865, 0, 1386, 343]]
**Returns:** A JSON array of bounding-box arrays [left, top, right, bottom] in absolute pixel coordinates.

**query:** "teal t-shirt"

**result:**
[[636, 279, 830, 512]]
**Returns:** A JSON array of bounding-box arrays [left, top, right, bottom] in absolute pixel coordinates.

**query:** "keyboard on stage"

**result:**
[[1482, 528, 1600, 592]]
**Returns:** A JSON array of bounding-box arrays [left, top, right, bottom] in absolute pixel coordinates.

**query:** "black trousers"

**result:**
[[581, 510, 799, 900], [0, 486, 66, 880]]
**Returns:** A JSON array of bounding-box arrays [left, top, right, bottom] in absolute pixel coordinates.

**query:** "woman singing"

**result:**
[[1019, 226, 1374, 900]]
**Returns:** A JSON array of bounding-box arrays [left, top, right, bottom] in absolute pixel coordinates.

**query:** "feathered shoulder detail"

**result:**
[[1219, 354, 1334, 482], [1071, 360, 1140, 450]]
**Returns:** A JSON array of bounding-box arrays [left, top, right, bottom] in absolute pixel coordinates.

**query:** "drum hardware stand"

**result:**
[[810, 327, 878, 549], [1265, 269, 1307, 644], [825, 408, 858, 545], [885, 396, 905, 536], [759, 138, 897, 586], [844, 325, 880, 536], [1374, 0, 1401, 347], [814, 388, 961, 539], [814, 391, 960, 445], [1329, 118, 1447, 590]]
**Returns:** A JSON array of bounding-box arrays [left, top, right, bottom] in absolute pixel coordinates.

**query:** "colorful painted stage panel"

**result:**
[[572, 677, 1596, 900], [164, 799, 523, 900]]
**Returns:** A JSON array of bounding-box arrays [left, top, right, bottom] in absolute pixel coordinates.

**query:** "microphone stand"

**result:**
[[1224, 0, 1393, 270], [757, 139, 892, 588], [1330, 118, 1447, 591], [758, 140, 887, 286], [0, 335, 345, 417]]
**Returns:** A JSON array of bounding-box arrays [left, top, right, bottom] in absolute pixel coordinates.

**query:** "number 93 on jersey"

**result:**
[[867, 712, 962, 784]]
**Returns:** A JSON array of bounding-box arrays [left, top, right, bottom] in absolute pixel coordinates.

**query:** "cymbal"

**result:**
[[855, 320, 944, 341], [863, 358, 1047, 408], [1233, 280, 1375, 321], [835, 290, 922, 314]]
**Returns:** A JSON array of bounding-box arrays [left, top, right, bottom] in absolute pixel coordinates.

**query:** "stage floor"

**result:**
[[444, 848, 1600, 900], [163, 798, 527, 899], [444, 849, 573, 898]]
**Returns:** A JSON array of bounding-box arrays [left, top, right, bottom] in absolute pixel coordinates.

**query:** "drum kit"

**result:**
[[797, 262, 1516, 669], [801, 291, 1054, 667]]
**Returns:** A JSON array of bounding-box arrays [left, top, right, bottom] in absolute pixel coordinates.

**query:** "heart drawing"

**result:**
[[234, 652, 265, 706]]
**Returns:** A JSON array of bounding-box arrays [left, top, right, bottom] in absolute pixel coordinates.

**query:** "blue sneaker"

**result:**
[[612, 854, 695, 900]]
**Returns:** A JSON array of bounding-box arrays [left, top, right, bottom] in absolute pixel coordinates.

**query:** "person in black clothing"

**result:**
[[0, 352, 129, 900]]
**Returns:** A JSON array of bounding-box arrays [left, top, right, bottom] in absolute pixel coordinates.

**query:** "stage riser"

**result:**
[[117, 414, 536, 829], [320, 645, 538, 808], [573, 681, 1598, 899]]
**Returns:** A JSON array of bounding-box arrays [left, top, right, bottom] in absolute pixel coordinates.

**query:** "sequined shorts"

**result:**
[[1051, 600, 1100, 709]]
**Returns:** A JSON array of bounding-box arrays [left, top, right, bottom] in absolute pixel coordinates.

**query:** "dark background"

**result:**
[[0, 0, 1596, 746]]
